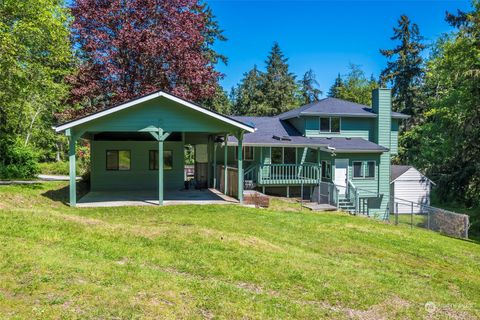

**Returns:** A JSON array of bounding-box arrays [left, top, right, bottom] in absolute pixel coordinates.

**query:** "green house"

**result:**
[[54, 88, 408, 217]]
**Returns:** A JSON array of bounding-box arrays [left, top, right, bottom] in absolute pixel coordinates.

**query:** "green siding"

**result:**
[[289, 117, 305, 135], [90, 140, 184, 191], [303, 116, 374, 140], [390, 120, 399, 155], [73, 96, 237, 136]]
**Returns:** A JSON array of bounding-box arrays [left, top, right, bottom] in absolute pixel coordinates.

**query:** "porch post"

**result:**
[[213, 142, 217, 189], [237, 132, 244, 204], [67, 129, 77, 207], [224, 134, 228, 195], [158, 136, 164, 205]]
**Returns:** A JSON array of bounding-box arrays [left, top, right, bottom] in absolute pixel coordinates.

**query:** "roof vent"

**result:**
[[272, 135, 291, 141], [326, 137, 332, 140], [346, 137, 351, 140]]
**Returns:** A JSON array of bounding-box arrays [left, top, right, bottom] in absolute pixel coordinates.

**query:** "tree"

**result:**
[[298, 69, 322, 104], [261, 42, 298, 115], [406, 2, 480, 208], [231, 65, 268, 115], [0, 0, 72, 163], [328, 73, 344, 98], [67, 0, 226, 119], [380, 15, 425, 128], [329, 64, 378, 105]]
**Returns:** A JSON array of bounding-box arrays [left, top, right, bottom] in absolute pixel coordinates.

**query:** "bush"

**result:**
[[0, 139, 40, 180], [38, 161, 70, 175]]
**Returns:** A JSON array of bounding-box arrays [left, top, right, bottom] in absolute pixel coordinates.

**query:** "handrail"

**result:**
[[243, 164, 258, 182], [347, 180, 358, 214], [259, 163, 320, 184]]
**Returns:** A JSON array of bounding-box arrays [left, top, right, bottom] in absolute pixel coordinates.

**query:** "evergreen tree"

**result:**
[[298, 69, 322, 104], [231, 65, 268, 115], [328, 73, 344, 98], [261, 42, 298, 115], [380, 15, 425, 127], [330, 64, 378, 105]]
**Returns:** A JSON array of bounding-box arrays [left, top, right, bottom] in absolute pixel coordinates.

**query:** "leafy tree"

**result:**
[[261, 42, 298, 115], [330, 64, 378, 105], [231, 65, 268, 115], [67, 0, 226, 119], [0, 0, 72, 165], [298, 69, 322, 104], [199, 84, 232, 114], [380, 15, 425, 129], [406, 2, 480, 208]]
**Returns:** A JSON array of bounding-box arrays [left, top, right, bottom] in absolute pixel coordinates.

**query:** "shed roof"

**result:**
[[229, 116, 388, 152], [390, 165, 436, 185], [278, 97, 409, 120], [54, 90, 255, 133]]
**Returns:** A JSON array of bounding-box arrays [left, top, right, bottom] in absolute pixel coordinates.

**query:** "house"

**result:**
[[54, 88, 408, 217], [390, 165, 435, 214]]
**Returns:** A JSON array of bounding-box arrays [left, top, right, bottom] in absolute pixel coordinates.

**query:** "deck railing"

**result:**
[[257, 163, 320, 185]]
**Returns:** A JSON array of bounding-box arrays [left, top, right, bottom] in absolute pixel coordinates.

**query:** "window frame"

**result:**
[[105, 150, 131, 171], [319, 117, 341, 134], [234, 146, 254, 161], [352, 160, 376, 179], [149, 150, 173, 171]]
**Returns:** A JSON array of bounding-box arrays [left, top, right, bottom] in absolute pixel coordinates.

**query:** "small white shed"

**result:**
[[390, 165, 435, 214]]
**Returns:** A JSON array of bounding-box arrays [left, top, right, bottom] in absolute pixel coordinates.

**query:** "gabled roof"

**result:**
[[278, 97, 409, 120], [229, 116, 388, 153], [54, 90, 255, 133], [390, 165, 436, 185]]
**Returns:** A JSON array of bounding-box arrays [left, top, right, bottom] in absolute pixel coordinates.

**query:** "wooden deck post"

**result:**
[[237, 132, 244, 204], [67, 129, 76, 207], [224, 134, 228, 195]]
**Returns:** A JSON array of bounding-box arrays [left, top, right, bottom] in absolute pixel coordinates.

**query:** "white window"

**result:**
[[319, 117, 341, 133]]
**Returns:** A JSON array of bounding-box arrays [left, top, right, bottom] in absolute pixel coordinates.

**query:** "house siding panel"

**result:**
[[304, 116, 374, 140]]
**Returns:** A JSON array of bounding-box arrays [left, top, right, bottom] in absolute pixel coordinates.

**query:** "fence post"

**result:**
[[300, 181, 303, 211], [410, 202, 414, 229], [427, 207, 431, 230], [395, 202, 399, 225]]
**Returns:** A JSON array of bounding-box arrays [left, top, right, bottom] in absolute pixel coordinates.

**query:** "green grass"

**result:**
[[1, 182, 479, 319]]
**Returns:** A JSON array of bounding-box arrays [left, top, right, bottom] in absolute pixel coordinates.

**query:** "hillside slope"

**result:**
[[0, 182, 479, 319]]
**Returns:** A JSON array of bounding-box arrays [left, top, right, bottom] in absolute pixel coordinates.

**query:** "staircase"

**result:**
[[338, 198, 356, 213]]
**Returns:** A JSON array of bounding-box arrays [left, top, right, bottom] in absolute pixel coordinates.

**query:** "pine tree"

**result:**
[[380, 15, 425, 126], [261, 42, 298, 115], [231, 65, 268, 115], [328, 73, 344, 98], [299, 69, 322, 104]]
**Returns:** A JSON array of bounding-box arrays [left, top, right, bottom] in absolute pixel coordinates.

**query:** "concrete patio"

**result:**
[[77, 188, 238, 207]]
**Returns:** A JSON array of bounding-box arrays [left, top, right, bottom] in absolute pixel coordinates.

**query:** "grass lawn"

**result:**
[[1, 182, 479, 319]]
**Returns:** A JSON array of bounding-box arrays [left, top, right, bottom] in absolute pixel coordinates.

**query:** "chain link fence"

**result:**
[[389, 197, 470, 239]]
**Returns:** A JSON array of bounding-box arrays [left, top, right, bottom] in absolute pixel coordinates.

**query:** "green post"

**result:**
[[237, 132, 244, 204], [158, 128, 164, 206], [224, 134, 228, 195], [213, 142, 217, 189], [67, 129, 76, 207]]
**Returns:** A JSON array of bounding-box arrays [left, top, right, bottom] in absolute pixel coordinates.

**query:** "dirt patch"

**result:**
[[236, 282, 279, 297]]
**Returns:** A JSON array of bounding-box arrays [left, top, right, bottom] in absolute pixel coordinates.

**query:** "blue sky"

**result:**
[[209, 0, 471, 94]]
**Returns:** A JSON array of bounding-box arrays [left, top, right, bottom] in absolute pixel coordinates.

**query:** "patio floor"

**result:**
[[77, 188, 238, 207]]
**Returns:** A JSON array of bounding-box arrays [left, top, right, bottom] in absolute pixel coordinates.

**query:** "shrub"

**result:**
[[38, 161, 70, 175], [0, 139, 40, 180]]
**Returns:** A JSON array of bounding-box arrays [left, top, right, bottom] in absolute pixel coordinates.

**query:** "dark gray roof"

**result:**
[[278, 97, 409, 120], [391, 165, 413, 181], [229, 116, 388, 152]]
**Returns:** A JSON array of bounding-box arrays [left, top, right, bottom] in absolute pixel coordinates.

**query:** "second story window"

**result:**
[[319, 117, 341, 133]]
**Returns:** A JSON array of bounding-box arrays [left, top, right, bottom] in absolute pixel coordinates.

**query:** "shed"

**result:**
[[390, 165, 435, 214]]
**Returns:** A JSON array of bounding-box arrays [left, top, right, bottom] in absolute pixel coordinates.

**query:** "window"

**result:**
[[283, 148, 296, 164], [149, 150, 173, 170], [353, 161, 376, 179], [319, 117, 341, 133], [271, 147, 283, 164], [106, 150, 130, 171], [330, 117, 340, 133], [353, 161, 363, 178], [235, 146, 254, 161], [320, 117, 330, 132], [321, 160, 331, 179]]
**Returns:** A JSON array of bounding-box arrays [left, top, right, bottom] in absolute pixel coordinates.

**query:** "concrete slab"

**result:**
[[302, 202, 337, 211], [77, 188, 238, 207]]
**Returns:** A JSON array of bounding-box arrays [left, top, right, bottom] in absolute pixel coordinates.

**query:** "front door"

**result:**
[[335, 159, 348, 195]]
